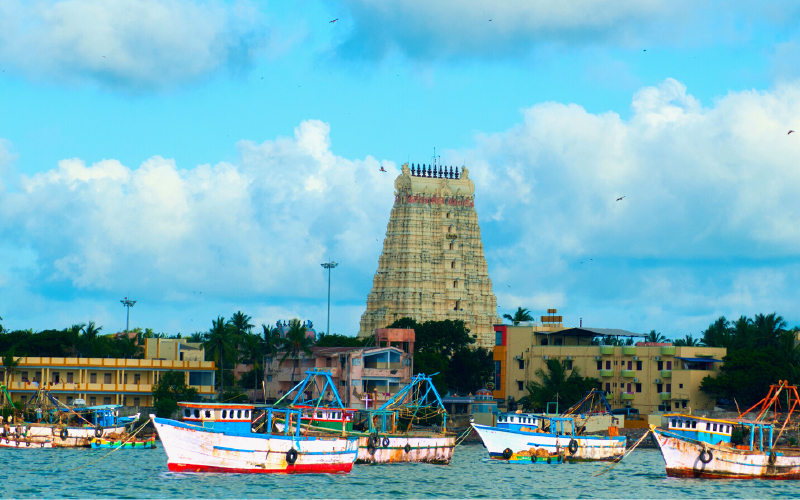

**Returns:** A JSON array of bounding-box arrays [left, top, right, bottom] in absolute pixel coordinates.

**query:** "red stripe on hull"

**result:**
[[666, 467, 800, 480], [167, 462, 353, 474]]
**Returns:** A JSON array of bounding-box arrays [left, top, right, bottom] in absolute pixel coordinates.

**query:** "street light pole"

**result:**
[[120, 297, 137, 334], [320, 261, 338, 336]]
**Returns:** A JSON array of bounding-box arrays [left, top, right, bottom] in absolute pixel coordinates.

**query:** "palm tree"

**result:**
[[189, 332, 205, 342], [525, 358, 598, 411], [239, 332, 265, 398], [2, 349, 20, 405], [82, 321, 102, 357], [701, 316, 733, 348], [645, 330, 667, 343], [203, 316, 237, 398], [229, 311, 254, 337], [116, 335, 140, 358], [674, 334, 701, 346], [280, 319, 313, 386], [63, 323, 85, 357], [731, 315, 755, 350], [503, 307, 533, 326], [753, 313, 787, 349]]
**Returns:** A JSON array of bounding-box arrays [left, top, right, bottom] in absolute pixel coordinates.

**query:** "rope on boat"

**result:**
[[52, 418, 152, 473], [453, 427, 474, 447], [593, 429, 651, 477]]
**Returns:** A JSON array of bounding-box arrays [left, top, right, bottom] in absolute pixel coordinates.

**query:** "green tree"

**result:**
[[525, 358, 600, 411], [1, 349, 20, 405], [189, 332, 205, 342], [152, 370, 199, 417], [753, 313, 787, 350], [674, 334, 701, 347], [280, 319, 313, 386], [63, 324, 85, 357], [315, 333, 368, 347], [503, 307, 533, 326], [446, 347, 494, 394], [262, 324, 283, 359], [701, 348, 797, 407], [701, 316, 733, 348], [730, 315, 755, 351], [645, 330, 667, 343], [239, 332, 264, 397], [82, 321, 102, 357], [229, 311, 254, 337], [203, 316, 237, 398]]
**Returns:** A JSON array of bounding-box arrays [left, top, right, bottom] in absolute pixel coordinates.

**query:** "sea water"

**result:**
[[1, 445, 798, 498]]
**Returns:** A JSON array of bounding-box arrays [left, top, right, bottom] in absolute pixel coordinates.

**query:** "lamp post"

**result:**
[[120, 297, 136, 334], [320, 261, 338, 336]]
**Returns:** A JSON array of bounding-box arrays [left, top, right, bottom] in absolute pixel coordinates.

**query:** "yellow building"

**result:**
[[493, 319, 726, 413], [2, 338, 215, 407]]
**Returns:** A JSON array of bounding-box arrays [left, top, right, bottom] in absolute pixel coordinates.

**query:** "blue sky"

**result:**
[[1, 0, 799, 339]]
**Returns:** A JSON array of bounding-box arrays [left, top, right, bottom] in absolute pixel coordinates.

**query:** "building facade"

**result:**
[[358, 162, 500, 348], [494, 322, 727, 413], [264, 330, 415, 409], [2, 338, 215, 407]]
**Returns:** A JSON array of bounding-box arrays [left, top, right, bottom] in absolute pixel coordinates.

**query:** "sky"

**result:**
[[1, 0, 800, 340]]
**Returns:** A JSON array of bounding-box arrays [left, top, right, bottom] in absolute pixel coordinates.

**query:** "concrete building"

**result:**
[[2, 338, 215, 407], [358, 162, 500, 348], [265, 329, 415, 409], [493, 317, 727, 413]]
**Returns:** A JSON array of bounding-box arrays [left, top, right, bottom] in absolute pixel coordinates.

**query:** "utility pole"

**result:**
[[320, 261, 338, 336], [120, 297, 136, 334]]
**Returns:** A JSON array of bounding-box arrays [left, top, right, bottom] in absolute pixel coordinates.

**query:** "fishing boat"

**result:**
[[651, 381, 800, 479], [278, 370, 456, 465], [90, 435, 156, 449], [0, 436, 54, 448], [15, 405, 140, 448], [151, 402, 359, 474]]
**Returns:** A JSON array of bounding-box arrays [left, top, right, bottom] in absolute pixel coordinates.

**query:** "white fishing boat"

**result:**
[[472, 413, 626, 462], [151, 402, 359, 474], [0, 436, 54, 448], [8, 405, 139, 448], [651, 381, 800, 479]]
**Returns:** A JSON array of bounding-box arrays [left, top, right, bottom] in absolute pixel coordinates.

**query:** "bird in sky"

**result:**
[[330, 18, 338, 23], [616, 196, 625, 201], [789, 130, 795, 135], [380, 166, 387, 172], [643, 49, 647, 52]]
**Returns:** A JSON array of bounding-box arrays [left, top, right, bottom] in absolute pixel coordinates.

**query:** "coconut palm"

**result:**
[[82, 321, 102, 357], [239, 332, 265, 397], [229, 311, 254, 337], [63, 323, 85, 357], [753, 313, 787, 349], [203, 316, 238, 398], [280, 319, 313, 386], [503, 307, 533, 326], [2, 349, 19, 405], [189, 332, 205, 342], [701, 317, 733, 348], [731, 315, 755, 350], [674, 334, 701, 347], [645, 330, 667, 343], [525, 358, 599, 411]]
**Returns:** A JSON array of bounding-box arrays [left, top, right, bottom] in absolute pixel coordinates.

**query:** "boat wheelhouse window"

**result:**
[[705, 423, 710, 430], [671, 419, 677, 427], [222, 410, 227, 418], [245, 410, 249, 418], [184, 409, 190, 417], [713, 424, 717, 432], [205, 410, 211, 418], [238, 410, 242, 419], [692, 421, 697, 429], [194, 409, 200, 418]]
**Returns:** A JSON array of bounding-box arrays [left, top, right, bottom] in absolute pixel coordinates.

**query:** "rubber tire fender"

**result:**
[[60, 428, 68, 440], [94, 426, 104, 438], [368, 434, 379, 449], [547, 456, 551, 464], [699, 449, 713, 464], [568, 439, 579, 455], [404, 443, 411, 453], [382, 437, 390, 448], [769, 451, 777, 465], [502, 448, 513, 460], [286, 448, 298, 465]]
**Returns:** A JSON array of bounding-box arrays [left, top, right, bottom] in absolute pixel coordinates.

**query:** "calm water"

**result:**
[[2, 445, 799, 498]]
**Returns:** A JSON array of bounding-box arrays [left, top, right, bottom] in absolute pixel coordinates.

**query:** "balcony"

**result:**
[[6, 380, 215, 394], [622, 346, 637, 355], [621, 392, 635, 401], [660, 370, 672, 378], [660, 392, 671, 401], [661, 346, 676, 356], [599, 370, 614, 377], [599, 346, 615, 355], [621, 370, 636, 378]]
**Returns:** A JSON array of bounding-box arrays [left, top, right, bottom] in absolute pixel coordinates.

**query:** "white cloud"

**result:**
[[0, 0, 267, 89]]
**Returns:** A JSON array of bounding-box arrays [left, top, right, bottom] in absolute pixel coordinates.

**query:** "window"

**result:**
[[692, 421, 697, 429], [679, 384, 683, 389], [104, 373, 112, 384], [245, 410, 249, 418], [706, 423, 710, 430], [451, 261, 455, 269], [657, 361, 663, 371], [518, 360, 524, 370], [494, 361, 502, 389], [134, 374, 141, 383], [541, 338, 549, 345], [52, 372, 60, 383], [671, 419, 677, 427], [180, 352, 184, 361], [605, 360, 611, 370], [194, 409, 200, 418], [267, 375, 273, 382], [495, 331, 503, 346], [184, 409, 190, 417], [453, 281, 457, 288], [133, 397, 140, 406], [554, 338, 563, 346], [238, 410, 242, 419], [627, 361, 632, 370], [89, 397, 96, 405], [564, 360, 573, 370], [713, 424, 717, 432], [666, 361, 672, 370], [449, 242, 453, 250], [517, 381, 523, 391], [626, 383, 631, 392], [205, 410, 211, 418], [103, 397, 111, 405], [636, 361, 642, 371], [596, 361, 602, 370], [21, 371, 28, 381], [90, 373, 97, 383], [605, 383, 611, 392], [666, 384, 672, 392], [657, 384, 663, 393], [222, 410, 227, 419], [635, 383, 642, 393]]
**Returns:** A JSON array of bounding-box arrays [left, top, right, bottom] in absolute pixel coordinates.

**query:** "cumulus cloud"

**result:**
[[455, 78, 800, 334], [336, 0, 687, 59], [0, 0, 267, 89]]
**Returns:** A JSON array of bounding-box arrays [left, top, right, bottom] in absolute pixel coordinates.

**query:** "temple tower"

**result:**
[[358, 162, 499, 348]]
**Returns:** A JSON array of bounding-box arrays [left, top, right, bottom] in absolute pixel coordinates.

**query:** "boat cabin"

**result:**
[[295, 405, 355, 432], [496, 413, 577, 435], [665, 414, 734, 446], [180, 403, 255, 433]]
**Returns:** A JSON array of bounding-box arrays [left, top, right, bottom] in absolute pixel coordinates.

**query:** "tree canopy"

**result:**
[[152, 370, 199, 417], [522, 358, 600, 412]]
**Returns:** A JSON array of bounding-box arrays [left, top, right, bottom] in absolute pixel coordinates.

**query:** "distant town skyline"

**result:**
[[1, 1, 799, 337]]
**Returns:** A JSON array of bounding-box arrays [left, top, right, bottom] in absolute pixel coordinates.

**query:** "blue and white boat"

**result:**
[[151, 402, 359, 474], [472, 412, 626, 462]]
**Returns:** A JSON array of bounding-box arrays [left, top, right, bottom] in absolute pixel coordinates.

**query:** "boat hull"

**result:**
[[355, 434, 455, 464], [152, 416, 358, 474], [90, 436, 156, 449], [471, 423, 626, 462], [0, 437, 54, 448], [9, 422, 135, 448], [652, 427, 800, 479]]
